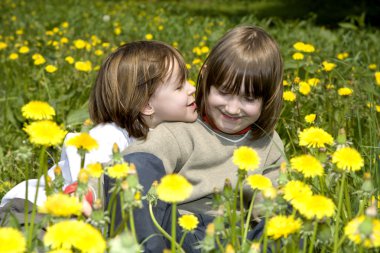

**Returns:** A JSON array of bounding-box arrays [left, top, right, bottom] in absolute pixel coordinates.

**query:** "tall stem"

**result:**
[[333, 173, 346, 253], [262, 211, 269, 253], [171, 203, 177, 253], [242, 191, 257, 246], [27, 146, 46, 250], [308, 220, 318, 253]]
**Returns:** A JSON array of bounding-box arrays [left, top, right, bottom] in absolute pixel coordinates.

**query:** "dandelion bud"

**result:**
[[362, 173, 374, 193], [129, 163, 137, 174], [280, 161, 287, 173], [134, 191, 141, 201], [365, 205, 377, 218], [112, 143, 119, 154], [358, 216, 373, 236], [223, 178, 233, 199], [206, 223, 215, 236], [83, 118, 93, 126], [54, 166, 62, 176], [46, 176, 52, 186], [263, 187, 277, 199], [93, 199, 102, 209], [337, 128, 347, 144], [121, 180, 129, 190], [78, 169, 89, 183], [225, 244, 235, 253], [249, 243, 260, 253]]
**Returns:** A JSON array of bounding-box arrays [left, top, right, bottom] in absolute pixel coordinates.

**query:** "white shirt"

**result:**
[[0, 123, 133, 207]]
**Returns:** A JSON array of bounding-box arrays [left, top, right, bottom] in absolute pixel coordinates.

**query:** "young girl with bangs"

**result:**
[[107, 25, 286, 252], [1, 41, 198, 215]]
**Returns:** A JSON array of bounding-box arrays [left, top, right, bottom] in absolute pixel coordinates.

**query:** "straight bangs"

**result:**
[[209, 57, 269, 100]]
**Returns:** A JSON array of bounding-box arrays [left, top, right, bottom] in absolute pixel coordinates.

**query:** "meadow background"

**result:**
[[0, 0, 380, 252]]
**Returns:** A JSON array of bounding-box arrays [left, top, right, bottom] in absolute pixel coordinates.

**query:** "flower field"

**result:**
[[0, 0, 380, 252]]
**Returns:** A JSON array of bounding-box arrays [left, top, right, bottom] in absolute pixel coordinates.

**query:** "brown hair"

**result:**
[[196, 25, 283, 139], [89, 41, 187, 139]]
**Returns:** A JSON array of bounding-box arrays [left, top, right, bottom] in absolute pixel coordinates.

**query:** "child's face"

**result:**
[[206, 85, 263, 134], [148, 61, 198, 126]]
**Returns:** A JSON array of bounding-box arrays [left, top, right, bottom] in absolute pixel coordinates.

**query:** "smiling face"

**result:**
[[147, 60, 198, 127], [205, 85, 263, 134]]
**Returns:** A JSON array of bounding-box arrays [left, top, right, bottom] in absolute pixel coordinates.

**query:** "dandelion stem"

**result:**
[[179, 231, 188, 248], [239, 173, 245, 244], [129, 208, 137, 243], [171, 203, 177, 253], [308, 220, 318, 253], [27, 146, 46, 250], [147, 202, 184, 253], [242, 191, 257, 246], [263, 211, 269, 253], [333, 173, 346, 253]]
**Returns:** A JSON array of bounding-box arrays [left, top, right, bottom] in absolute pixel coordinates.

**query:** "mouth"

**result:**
[[221, 112, 241, 121], [187, 101, 197, 109]]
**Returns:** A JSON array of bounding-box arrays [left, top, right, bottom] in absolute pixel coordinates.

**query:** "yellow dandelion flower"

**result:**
[[296, 195, 335, 220], [290, 154, 324, 178], [0, 42, 8, 50], [65, 56, 74, 64], [45, 65, 58, 73], [73, 39, 86, 49], [24, 120, 67, 146], [293, 42, 315, 53], [60, 37, 69, 44], [326, 83, 335, 89], [283, 91, 296, 102], [156, 174, 193, 203], [233, 146, 260, 171], [246, 174, 272, 191], [267, 215, 302, 239], [65, 132, 99, 151], [44, 220, 106, 253], [376, 105, 380, 112], [304, 114, 316, 124], [337, 52, 349, 60], [39, 193, 82, 217], [33, 54, 46, 65], [283, 80, 290, 86], [322, 61, 336, 72], [114, 27, 121, 35], [298, 127, 334, 148], [19, 46, 29, 54], [107, 163, 130, 179], [192, 58, 202, 65], [307, 78, 320, 86], [9, 53, 19, 60], [344, 216, 380, 248], [0, 227, 26, 253], [178, 214, 199, 231], [375, 72, 380, 86], [332, 147, 364, 172], [338, 87, 353, 96], [21, 101, 55, 120], [292, 52, 304, 60], [201, 46, 209, 54], [102, 42, 110, 48], [283, 180, 313, 210], [368, 64, 377, 70], [86, 163, 103, 178], [294, 76, 301, 84], [74, 60, 92, 72], [94, 49, 103, 56], [299, 81, 311, 95], [145, 33, 153, 40], [172, 41, 179, 48]]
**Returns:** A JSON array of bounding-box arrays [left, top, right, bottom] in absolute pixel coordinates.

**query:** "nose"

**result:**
[[186, 81, 196, 96], [225, 97, 241, 115]]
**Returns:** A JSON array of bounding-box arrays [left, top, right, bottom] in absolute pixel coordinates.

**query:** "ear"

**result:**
[[140, 103, 155, 116]]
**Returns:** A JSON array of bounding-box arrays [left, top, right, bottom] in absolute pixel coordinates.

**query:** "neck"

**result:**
[[142, 115, 159, 129]]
